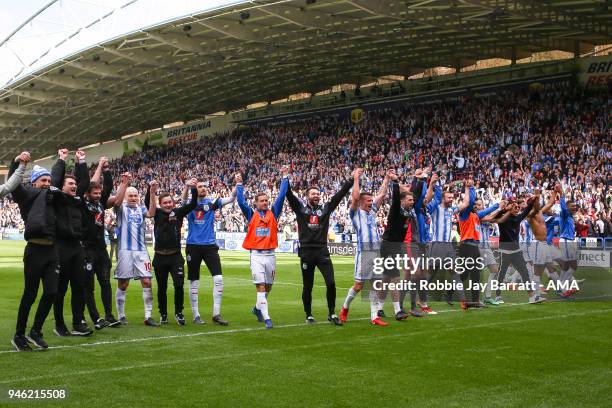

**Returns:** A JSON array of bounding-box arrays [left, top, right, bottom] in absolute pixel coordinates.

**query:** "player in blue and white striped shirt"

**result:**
[[112, 173, 159, 326], [340, 168, 389, 326]]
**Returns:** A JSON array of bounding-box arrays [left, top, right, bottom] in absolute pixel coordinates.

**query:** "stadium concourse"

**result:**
[[3, 81, 608, 239]]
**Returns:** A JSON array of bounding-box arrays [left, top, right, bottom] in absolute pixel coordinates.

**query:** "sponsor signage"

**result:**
[[578, 250, 611, 268], [327, 242, 357, 257], [579, 56, 612, 88]]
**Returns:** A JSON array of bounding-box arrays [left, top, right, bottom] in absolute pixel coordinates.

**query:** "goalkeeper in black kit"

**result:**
[[286, 169, 358, 326]]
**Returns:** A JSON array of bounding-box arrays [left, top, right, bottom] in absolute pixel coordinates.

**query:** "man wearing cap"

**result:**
[[8, 150, 64, 351]]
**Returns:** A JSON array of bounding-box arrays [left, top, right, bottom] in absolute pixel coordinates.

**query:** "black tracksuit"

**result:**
[[9, 160, 63, 336], [146, 187, 197, 316], [52, 160, 89, 328], [82, 170, 113, 322], [495, 201, 535, 295], [381, 181, 422, 277], [286, 179, 352, 317]]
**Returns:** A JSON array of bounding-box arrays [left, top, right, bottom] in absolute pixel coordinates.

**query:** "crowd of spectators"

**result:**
[[2, 81, 611, 241]]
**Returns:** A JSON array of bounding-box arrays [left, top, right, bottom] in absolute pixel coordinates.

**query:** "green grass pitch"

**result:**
[[0, 240, 610, 407]]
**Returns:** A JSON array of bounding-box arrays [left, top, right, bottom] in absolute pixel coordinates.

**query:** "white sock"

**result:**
[[190, 280, 200, 318], [212, 275, 223, 316], [257, 291, 270, 320], [548, 271, 560, 283], [343, 288, 357, 309], [393, 301, 401, 314], [560, 269, 572, 283], [485, 272, 498, 298], [533, 275, 541, 296], [527, 264, 534, 280], [115, 289, 126, 319], [142, 287, 153, 319], [369, 291, 379, 320], [378, 299, 385, 310], [567, 268, 576, 282]]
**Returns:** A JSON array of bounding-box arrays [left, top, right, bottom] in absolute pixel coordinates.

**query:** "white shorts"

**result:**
[[250, 252, 276, 285], [558, 238, 580, 262], [479, 247, 497, 267], [354, 250, 377, 282], [530, 241, 553, 265], [115, 250, 152, 280], [520, 243, 532, 263]]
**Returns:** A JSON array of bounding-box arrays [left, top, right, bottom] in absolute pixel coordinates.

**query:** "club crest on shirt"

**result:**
[[127, 210, 143, 225]]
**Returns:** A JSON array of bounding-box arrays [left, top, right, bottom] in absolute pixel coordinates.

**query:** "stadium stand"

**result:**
[[7, 81, 609, 241], [1, 82, 610, 242]]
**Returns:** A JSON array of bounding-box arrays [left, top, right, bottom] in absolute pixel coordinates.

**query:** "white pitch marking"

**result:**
[[0, 307, 610, 385]]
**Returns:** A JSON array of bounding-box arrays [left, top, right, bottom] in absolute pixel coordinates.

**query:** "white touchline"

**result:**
[[0, 298, 609, 356], [0, 307, 610, 385]]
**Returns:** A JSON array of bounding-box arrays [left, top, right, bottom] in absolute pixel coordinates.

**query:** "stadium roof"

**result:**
[[0, 0, 610, 163]]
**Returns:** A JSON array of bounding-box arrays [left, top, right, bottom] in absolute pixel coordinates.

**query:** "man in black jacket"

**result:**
[[286, 170, 356, 325], [492, 196, 544, 304], [145, 178, 197, 325], [51, 149, 93, 337], [81, 156, 120, 330], [10, 151, 61, 351], [379, 169, 425, 319]]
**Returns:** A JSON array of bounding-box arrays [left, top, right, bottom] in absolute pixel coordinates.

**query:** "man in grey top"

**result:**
[[1, 152, 30, 198]]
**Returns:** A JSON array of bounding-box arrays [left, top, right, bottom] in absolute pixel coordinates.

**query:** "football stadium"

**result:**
[[0, 0, 611, 406]]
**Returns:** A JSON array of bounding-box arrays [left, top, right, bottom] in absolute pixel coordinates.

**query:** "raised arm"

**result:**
[[424, 173, 438, 205], [74, 150, 90, 198], [480, 203, 505, 223], [541, 191, 557, 215], [373, 170, 391, 209], [423, 174, 442, 204], [326, 177, 354, 213], [181, 184, 190, 203], [51, 148, 69, 189], [285, 179, 304, 213], [175, 178, 199, 217], [555, 184, 569, 217], [272, 166, 290, 219], [386, 172, 400, 220], [492, 205, 513, 224], [529, 189, 542, 216], [147, 180, 158, 218], [477, 202, 500, 219], [458, 180, 475, 219], [111, 172, 131, 208], [101, 169, 113, 208], [218, 184, 237, 207], [0, 152, 29, 198], [350, 168, 363, 212], [235, 173, 253, 221], [518, 196, 536, 221]]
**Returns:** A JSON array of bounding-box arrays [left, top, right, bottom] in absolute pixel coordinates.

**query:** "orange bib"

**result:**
[[243, 210, 278, 250], [459, 212, 481, 242]]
